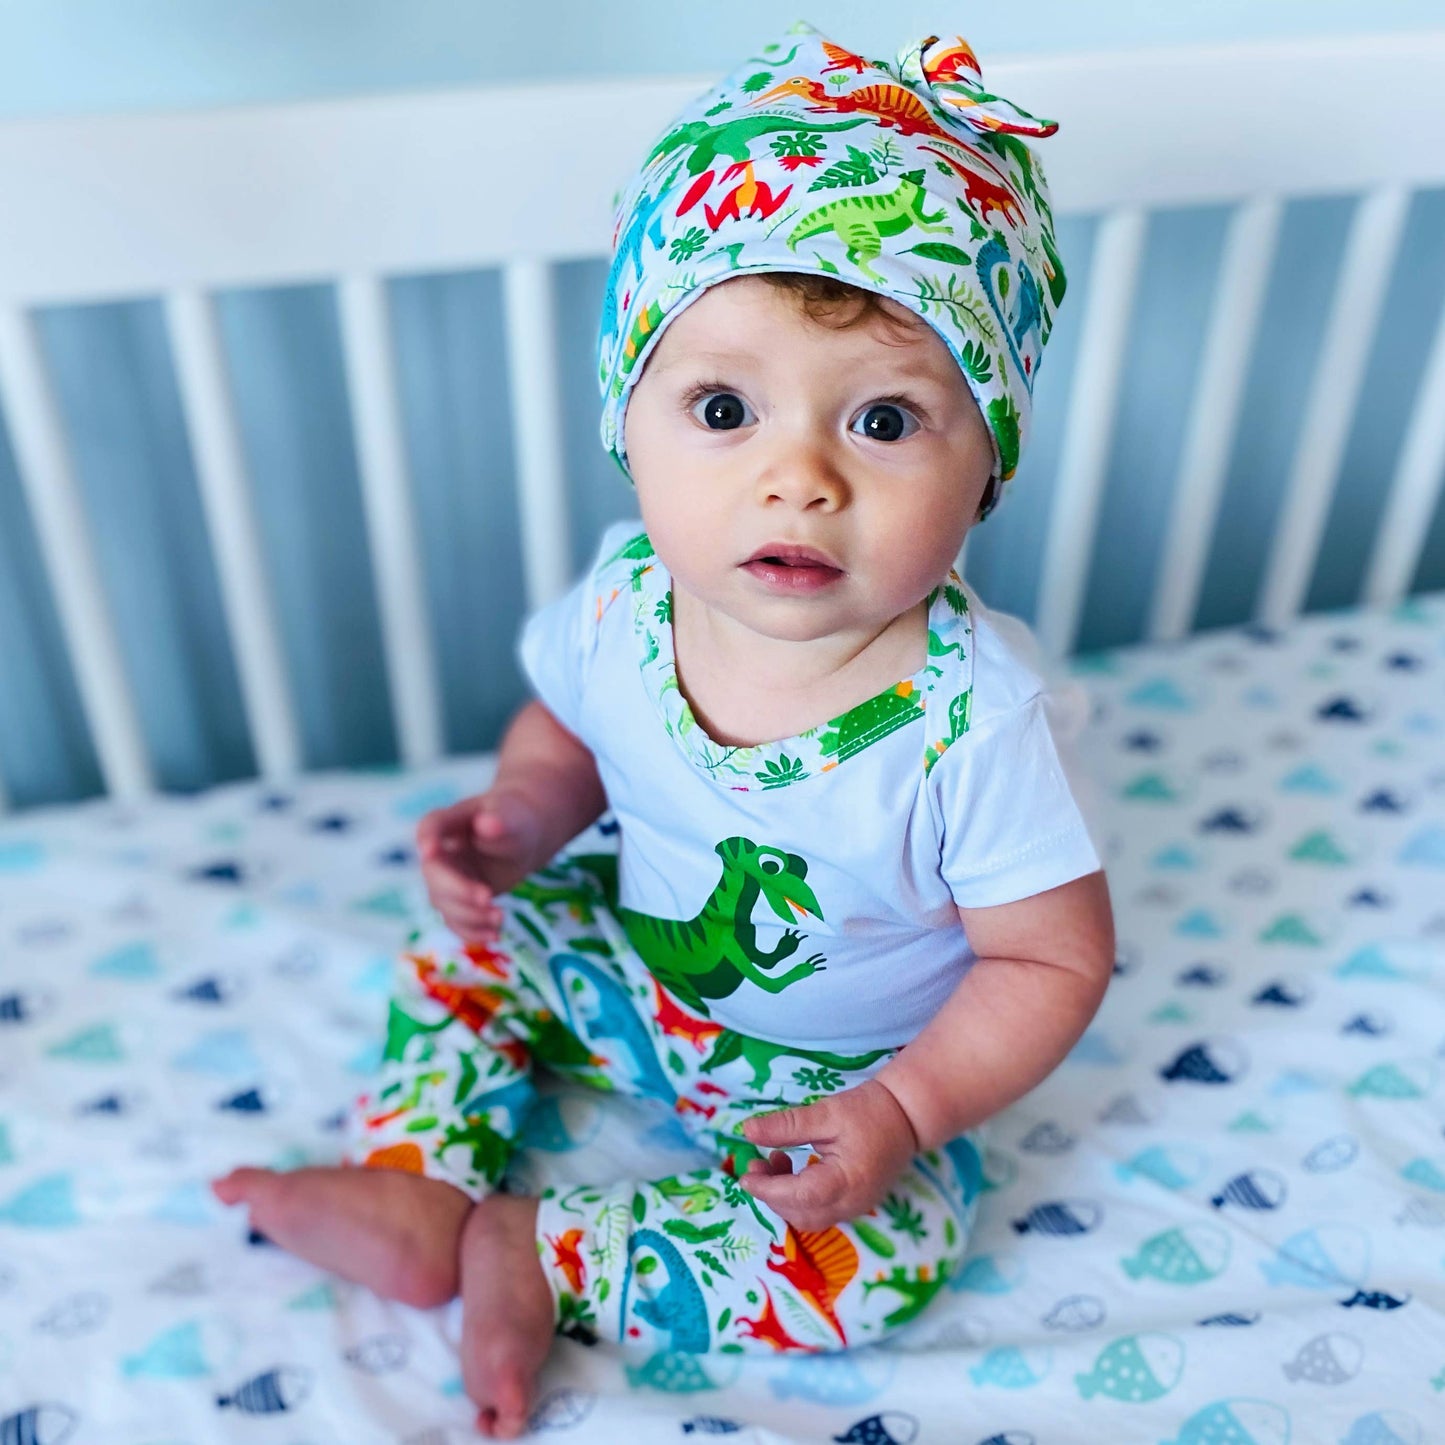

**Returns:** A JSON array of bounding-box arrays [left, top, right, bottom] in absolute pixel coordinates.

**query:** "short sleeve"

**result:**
[[932, 690, 1103, 910], [516, 574, 593, 741]]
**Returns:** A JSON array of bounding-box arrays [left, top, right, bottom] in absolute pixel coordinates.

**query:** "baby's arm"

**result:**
[[742, 869, 1114, 1229], [488, 698, 608, 867], [418, 700, 607, 941], [875, 868, 1115, 1150]]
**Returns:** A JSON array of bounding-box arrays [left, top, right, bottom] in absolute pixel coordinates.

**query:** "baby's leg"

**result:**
[[211, 1164, 472, 1308], [531, 1129, 981, 1356], [213, 937, 538, 1309]]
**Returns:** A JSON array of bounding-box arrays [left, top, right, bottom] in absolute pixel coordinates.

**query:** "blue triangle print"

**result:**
[[1176, 910, 1223, 938], [90, 942, 160, 980], [1152, 845, 1198, 870], [1281, 764, 1339, 794], [1400, 827, 1445, 868], [1125, 678, 1191, 711]]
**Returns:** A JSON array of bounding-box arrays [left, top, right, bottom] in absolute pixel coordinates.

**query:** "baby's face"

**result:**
[[623, 275, 994, 649]]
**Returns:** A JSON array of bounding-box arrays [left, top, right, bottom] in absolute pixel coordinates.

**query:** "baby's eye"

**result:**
[[852, 403, 919, 442], [690, 391, 753, 431]]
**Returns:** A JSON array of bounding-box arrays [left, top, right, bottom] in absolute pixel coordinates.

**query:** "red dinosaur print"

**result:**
[[652, 982, 723, 1052], [918, 144, 1025, 228], [766, 1224, 859, 1344], [737, 1282, 819, 1351]]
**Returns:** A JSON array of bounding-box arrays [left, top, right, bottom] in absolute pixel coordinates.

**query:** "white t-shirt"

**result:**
[[517, 520, 1102, 1054]]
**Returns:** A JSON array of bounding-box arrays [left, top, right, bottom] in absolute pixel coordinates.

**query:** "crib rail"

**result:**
[[1, 31, 1443, 810]]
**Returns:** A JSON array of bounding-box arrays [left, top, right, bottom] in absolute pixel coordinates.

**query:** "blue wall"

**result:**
[[2, 3, 1444, 808]]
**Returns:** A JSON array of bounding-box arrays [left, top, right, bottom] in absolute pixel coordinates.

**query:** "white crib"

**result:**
[[2, 32, 1444, 1445]]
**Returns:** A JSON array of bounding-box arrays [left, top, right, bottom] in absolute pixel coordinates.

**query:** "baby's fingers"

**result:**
[[742, 1157, 846, 1231]]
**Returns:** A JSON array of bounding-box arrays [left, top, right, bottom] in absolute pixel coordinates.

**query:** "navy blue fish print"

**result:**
[[833, 1415, 918, 1445], [1317, 696, 1368, 722], [1339, 1288, 1409, 1311], [216, 1367, 311, 1414], [1011, 1200, 1103, 1237], [0, 1405, 79, 1445], [1197, 1310, 1261, 1327], [1211, 1170, 1286, 1210], [189, 860, 246, 884], [1160, 1041, 1245, 1084]]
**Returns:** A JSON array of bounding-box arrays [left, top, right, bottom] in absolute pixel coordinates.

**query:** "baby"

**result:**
[[213, 20, 1114, 1438]]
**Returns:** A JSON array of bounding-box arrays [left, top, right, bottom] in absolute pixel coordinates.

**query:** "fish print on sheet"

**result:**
[[0, 590, 1442, 1438]]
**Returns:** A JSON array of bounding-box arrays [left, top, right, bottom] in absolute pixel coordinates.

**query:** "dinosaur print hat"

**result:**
[[596, 19, 1068, 520]]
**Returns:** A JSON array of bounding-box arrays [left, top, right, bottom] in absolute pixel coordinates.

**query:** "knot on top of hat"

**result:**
[[900, 33, 1060, 141]]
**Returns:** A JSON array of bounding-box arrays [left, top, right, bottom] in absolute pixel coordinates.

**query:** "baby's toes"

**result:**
[[210, 1166, 278, 1207]]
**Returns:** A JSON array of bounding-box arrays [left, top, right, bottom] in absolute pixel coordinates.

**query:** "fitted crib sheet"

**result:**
[[2, 591, 1444, 1445]]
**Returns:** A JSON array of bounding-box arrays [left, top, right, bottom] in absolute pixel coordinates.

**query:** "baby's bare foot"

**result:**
[[211, 1165, 472, 1308], [459, 1193, 555, 1439]]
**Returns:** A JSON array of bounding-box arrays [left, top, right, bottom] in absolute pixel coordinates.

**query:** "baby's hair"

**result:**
[[756, 272, 1000, 521]]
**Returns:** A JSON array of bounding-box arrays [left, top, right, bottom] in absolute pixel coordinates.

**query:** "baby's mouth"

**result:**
[[740, 545, 845, 590], [742, 545, 842, 572]]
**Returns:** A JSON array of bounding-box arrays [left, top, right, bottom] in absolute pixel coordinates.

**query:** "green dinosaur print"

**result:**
[[861, 1259, 956, 1328], [616, 836, 828, 1014], [645, 113, 872, 178], [438, 1112, 511, 1185], [382, 1002, 451, 1065], [786, 169, 952, 283], [816, 682, 926, 765], [923, 689, 972, 776], [702, 1029, 890, 1090]]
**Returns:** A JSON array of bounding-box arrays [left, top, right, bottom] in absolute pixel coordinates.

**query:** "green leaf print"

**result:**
[[635, 1255, 658, 1275], [757, 753, 807, 789], [853, 1217, 898, 1258], [741, 71, 773, 93], [669, 227, 708, 263], [771, 132, 823, 162], [905, 242, 973, 267], [944, 583, 967, 616], [809, 144, 881, 191], [882, 1192, 927, 1243], [959, 338, 994, 385]]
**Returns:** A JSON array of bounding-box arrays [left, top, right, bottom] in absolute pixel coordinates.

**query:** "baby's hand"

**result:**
[[415, 789, 545, 945], [738, 1079, 920, 1233]]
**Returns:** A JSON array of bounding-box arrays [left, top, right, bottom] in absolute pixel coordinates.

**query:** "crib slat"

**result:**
[[335, 274, 444, 768], [1362, 287, 1445, 609], [1149, 197, 1284, 642], [1036, 207, 1148, 659], [164, 289, 303, 780], [1258, 185, 1411, 627], [501, 260, 573, 610], [0, 305, 154, 801]]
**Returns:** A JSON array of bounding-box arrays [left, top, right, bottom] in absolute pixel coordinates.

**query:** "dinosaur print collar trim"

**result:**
[[605, 530, 974, 790]]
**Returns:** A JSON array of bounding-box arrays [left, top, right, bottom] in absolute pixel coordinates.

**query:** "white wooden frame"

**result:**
[[0, 30, 1443, 808]]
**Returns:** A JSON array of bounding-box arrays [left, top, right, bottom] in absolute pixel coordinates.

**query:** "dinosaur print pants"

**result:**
[[349, 851, 983, 1354]]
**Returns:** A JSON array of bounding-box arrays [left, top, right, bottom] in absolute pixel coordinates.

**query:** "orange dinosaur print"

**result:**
[[766, 1224, 859, 1344], [546, 1228, 587, 1294], [410, 955, 507, 1037], [820, 39, 870, 76], [920, 36, 983, 86], [754, 77, 960, 150], [362, 1141, 426, 1175], [460, 941, 511, 979], [737, 1282, 819, 1351]]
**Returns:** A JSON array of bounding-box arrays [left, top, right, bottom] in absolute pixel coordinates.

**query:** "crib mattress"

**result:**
[[2, 591, 1443, 1445]]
